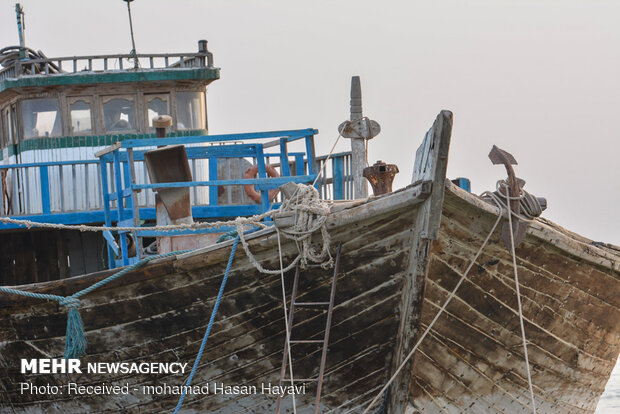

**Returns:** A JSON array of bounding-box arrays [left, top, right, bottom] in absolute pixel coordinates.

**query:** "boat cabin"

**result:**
[[0, 40, 217, 165], [0, 41, 353, 285]]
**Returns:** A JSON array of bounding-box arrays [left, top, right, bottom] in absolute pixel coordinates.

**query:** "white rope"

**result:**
[[235, 184, 333, 275], [313, 132, 343, 187], [504, 183, 537, 414], [362, 195, 504, 414], [276, 228, 297, 414], [0, 211, 272, 233]]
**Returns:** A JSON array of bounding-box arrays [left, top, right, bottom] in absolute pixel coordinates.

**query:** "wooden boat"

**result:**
[[1, 110, 619, 413]]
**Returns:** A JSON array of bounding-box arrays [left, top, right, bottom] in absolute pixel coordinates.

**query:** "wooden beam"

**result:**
[[388, 110, 453, 413]]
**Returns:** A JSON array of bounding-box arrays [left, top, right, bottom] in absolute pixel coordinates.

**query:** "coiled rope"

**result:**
[[483, 179, 543, 220], [0, 250, 190, 359], [235, 183, 333, 274]]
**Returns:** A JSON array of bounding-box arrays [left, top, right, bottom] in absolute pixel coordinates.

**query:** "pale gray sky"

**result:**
[[1, 0, 618, 243]]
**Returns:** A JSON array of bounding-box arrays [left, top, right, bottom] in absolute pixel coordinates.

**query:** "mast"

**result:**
[[123, 0, 140, 69], [349, 76, 368, 198], [15, 3, 25, 58]]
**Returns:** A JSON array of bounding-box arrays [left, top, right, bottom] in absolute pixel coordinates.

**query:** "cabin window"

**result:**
[[103, 97, 136, 132], [176, 91, 205, 130], [2, 108, 13, 146], [21, 98, 62, 139], [69, 99, 93, 135], [145, 94, 170, 132]]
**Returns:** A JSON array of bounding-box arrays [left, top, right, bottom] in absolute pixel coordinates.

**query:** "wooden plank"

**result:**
[[388, 110, 453, 413]]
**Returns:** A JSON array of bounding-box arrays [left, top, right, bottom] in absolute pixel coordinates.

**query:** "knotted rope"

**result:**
[[0, 250, 189, 359], [235, 183, 333, 274]]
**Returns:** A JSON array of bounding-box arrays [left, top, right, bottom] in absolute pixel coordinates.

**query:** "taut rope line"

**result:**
[[362, 194, 505, 414]]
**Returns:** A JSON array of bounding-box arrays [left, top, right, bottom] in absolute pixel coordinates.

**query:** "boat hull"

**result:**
[[0, 182, 619, 413]]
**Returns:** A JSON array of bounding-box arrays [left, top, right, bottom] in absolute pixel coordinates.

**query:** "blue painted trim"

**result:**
[[120, 129, 318, 149], [132, 175, 316, 190], [208, 157, 218, 206], [255, 145, 270, 210], [305, 135, 315, 174], [453, 177, 471, 192], [100, 159, 115, 267], [100, 144, 261, 163], [333, 156, 344, 200], [108, 188, 133, 201], [39, 166, 51, 214], [295, 154, 305, 176], [279, 138, 291, 177]]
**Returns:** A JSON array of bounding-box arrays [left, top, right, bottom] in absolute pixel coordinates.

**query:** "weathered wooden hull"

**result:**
[[405, 184, 620, 414], [0, 181, 619, 413], [0, 183, 429, 413]]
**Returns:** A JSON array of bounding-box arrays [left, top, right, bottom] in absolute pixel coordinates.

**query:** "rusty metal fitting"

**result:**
[[363, 160, 399, 196]]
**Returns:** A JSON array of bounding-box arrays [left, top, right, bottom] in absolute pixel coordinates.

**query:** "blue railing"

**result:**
[[0, 128, 354, 269], [97, 129, 323, 267]]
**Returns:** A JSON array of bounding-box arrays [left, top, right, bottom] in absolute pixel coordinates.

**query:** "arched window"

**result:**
[[103, 97, 136, 132], [69, 99, 93, 135]]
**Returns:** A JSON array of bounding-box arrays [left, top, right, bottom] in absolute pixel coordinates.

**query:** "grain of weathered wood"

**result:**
[[0, 168, 619, 413]]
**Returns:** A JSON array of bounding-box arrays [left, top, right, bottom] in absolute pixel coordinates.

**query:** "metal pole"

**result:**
[[349, 76, 368, 198], [15, 3, 26, 59], [124, 0, 140, 69]]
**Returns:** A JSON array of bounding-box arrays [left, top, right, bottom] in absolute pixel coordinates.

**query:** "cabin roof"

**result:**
[[0, 44, 219, 96], [0, 67, 219, 95]]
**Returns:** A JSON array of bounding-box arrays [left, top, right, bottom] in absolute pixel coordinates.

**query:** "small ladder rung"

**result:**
[[289, 339, 324, 344], [283, 378, 319, 382], [293, 302, 330, 306]]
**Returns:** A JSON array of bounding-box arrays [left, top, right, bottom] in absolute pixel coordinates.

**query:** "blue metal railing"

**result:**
[[0, 128, 354, 269], [96, 129, 323, 267]]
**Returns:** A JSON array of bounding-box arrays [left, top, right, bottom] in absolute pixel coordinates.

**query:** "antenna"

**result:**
[[123, 0, 139, 69], [15, 3, 26, 58]]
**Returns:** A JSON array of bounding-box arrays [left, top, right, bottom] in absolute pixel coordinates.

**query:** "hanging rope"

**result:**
[[0, 249, 190, 359], [276, 228, 297, 414], [362, 194, 506, 414], [173, 236, 240, 413], [502, 182, 537, 413]]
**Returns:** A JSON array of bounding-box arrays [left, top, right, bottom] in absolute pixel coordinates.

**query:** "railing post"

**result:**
[[208, 157, 218, 206], [332, 156, 344, 200], [279, 138, 291, 177], [113, 150, 129, 266], [255, 144, 270, 209], [127, 148, 141, 258], [295, 154, 305, 176], [39, 165, 51, 214], [99, 159, 116, 268]]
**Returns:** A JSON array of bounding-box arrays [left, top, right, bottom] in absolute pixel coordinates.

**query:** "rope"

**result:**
[[276, 228, 297, 414], [362, 195, 505, 414], [0, 213, 271, 233], [483, 180, 543, 220], [236, 184, 333, 274], [173, 236, 240, 413], [313, 132, 343, 187], [504, 183, 537, 413], [0, 249, 189, 359]]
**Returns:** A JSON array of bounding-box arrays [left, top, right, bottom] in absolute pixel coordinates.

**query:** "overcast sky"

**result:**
[[1, 0, 618, 244]]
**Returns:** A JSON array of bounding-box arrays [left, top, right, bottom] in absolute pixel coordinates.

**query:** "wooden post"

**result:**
[[349, 76, 368, 199], [388, 110, 453, 413]]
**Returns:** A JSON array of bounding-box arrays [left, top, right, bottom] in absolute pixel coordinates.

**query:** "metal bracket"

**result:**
[[489, 145, 527, 249]]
